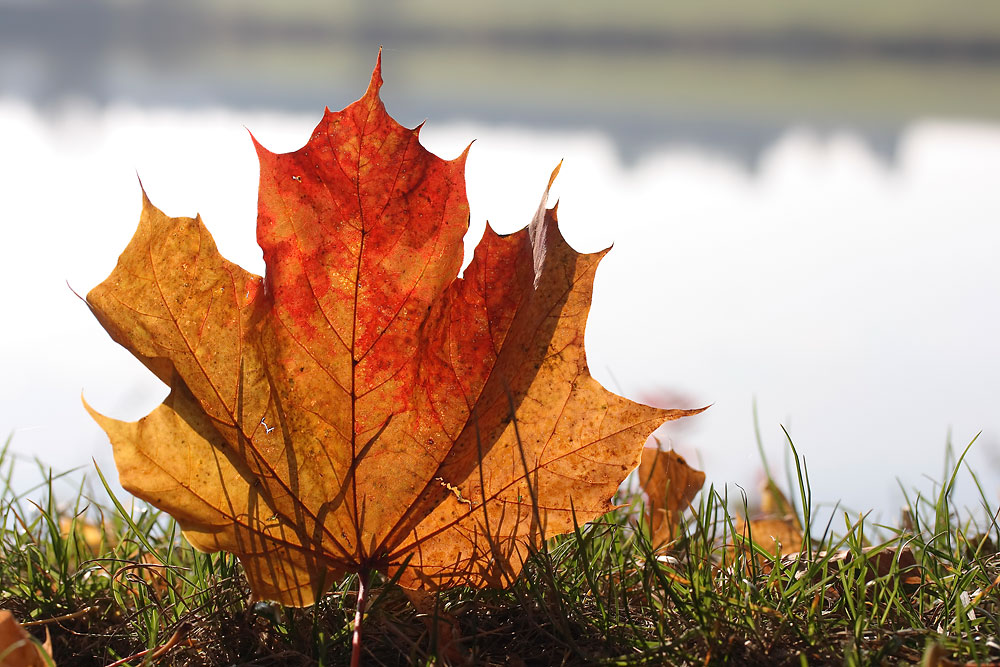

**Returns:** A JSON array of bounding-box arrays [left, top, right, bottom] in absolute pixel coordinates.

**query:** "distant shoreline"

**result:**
[[4, 3, 1000, 164]]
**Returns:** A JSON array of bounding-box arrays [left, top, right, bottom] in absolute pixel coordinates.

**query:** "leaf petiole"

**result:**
[[350, 567, 371, 667]]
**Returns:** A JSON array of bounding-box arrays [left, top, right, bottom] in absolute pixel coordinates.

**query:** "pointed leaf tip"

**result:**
[[453, 140, 474, 168], [81, 393, 111, 431], [546, 160, 563, 192], [366, 48, 384, 99]]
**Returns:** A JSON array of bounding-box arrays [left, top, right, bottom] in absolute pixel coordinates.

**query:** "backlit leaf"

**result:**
[[85, 54, 701, 605]]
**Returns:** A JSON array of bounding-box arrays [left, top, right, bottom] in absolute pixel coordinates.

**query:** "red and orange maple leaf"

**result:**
[[85, 54, 701, 606]]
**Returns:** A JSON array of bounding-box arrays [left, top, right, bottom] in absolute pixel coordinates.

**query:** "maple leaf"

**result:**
[[84, 53, 701, 607]]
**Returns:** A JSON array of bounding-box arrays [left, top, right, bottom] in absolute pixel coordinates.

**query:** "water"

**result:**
[[1, 98, 998, 517]]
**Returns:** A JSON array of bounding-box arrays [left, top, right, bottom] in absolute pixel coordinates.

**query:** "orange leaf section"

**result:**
[[638, 448, 706, 546], [0, 611, 50, 667], [85, 54, 702, 605]]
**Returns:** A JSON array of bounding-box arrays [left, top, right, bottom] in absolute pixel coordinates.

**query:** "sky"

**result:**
[[1, 90, 998, 518]]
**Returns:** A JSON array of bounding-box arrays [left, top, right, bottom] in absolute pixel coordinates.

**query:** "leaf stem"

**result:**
[[351, 568, 371, 667]]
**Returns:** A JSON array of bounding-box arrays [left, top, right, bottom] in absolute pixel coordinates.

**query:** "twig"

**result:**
[[22, 606, 98, 627]]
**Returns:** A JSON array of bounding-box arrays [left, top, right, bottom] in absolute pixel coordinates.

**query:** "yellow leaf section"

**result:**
[[87, 194, 365, 603], [87, 194, 264, 429], [85, 378, 341, 606]]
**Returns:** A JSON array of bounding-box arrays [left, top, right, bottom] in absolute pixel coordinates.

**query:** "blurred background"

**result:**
[[2, 0, 999, 516], [8, 0, 1000, 160]]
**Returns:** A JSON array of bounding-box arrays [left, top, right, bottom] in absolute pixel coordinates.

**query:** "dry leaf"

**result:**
[[759, 479, 798, 526], [84, 53, 702, 605], [737, 518, 803, 558], [920, 641, 1000, 667], [58, 517, 113, 552], [0, 611, 50, 667], [829, 545, 923, 585], [637, 448, 705, 546], [728, 480, 803, 565]]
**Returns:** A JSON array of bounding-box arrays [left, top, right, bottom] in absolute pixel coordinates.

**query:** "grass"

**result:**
[[1, 432, 999, 666]]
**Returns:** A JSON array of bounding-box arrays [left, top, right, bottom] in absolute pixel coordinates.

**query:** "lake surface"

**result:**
[[1, 98, 998, 518]]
